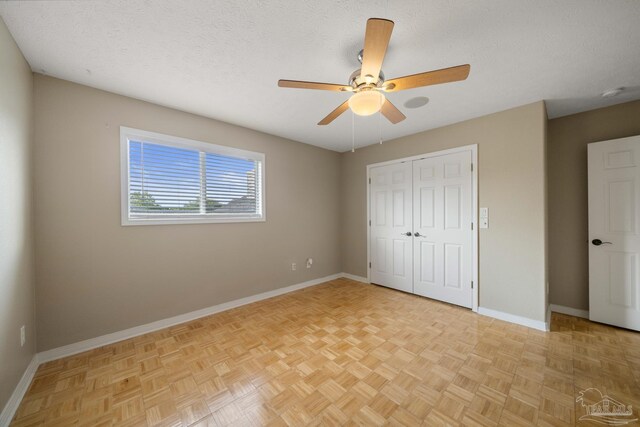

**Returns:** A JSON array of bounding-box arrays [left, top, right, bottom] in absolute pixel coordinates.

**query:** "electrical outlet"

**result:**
[[306, 258, 313, 269], [20, 325, 25, 347], [291, 263, 296, 271]]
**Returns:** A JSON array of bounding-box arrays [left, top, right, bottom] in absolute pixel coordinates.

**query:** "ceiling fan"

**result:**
[[278, 18, 470, 126]]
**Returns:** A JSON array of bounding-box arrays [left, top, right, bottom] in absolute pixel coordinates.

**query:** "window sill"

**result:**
[[121, 216, 266, 226]]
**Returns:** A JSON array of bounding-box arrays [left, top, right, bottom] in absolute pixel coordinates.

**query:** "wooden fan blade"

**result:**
[[380, 99, 406, 124], [318, 100, 350, 125], [361, 18, 394, 82], [278, 80, 350, 92], [384, 64, 470, 92]]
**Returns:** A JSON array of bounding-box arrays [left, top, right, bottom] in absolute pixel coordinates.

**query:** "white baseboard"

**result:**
[[11, 273, 554, 425], [39, 273, 345, 363], [549, 303, 589, 319], [341, 273, 369, 283], [477, 306, 548, 332], [4, 273, 355, 425], [0, 354, 39, 427]]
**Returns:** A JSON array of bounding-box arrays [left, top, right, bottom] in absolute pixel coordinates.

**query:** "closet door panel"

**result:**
[[413, 151, 473, 308], [369, 162, 413, 293]]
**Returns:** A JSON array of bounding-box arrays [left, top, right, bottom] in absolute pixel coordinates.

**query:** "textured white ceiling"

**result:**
[[1, 0, 639, 152]]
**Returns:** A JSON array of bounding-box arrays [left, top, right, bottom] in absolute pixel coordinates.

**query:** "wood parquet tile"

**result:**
[[10, 279, 640, 426]]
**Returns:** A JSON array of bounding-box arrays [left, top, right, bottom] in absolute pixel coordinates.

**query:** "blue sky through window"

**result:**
[[129, 140, 257, 212]]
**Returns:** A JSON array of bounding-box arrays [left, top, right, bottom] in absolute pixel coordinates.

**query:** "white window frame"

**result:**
[[120, 126, 266, 226]]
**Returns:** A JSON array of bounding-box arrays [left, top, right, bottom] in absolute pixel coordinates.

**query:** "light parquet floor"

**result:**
[[11, 278, 640, 426]]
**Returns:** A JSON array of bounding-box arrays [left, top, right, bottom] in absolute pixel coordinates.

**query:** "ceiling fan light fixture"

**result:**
[[278, 18, 470, 127], [348, 90, 386, 116]]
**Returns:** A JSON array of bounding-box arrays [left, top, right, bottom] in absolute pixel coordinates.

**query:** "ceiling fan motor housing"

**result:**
[[349, 68, 385, 90]]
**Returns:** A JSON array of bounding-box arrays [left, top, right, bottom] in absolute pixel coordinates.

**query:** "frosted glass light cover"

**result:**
[[348, 90, 386, 116]]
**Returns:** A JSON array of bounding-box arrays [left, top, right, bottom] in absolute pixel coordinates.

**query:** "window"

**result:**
[[120, 127, 265, 225]]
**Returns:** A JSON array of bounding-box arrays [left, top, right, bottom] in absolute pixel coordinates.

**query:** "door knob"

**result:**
[[403, 232, 412, 236], [591, 239, 612, 246], [414, 232, 422, 237]]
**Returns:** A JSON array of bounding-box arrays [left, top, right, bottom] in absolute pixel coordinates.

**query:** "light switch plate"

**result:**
[[480, 207, 489, 228]]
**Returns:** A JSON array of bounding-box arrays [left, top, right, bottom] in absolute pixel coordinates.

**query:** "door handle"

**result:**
[[591, 239, 612, 246], [414, 232, 424, 237], [402, 232, 412, 236]]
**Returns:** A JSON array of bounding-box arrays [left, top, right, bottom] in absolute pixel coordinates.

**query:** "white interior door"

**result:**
[[413, 151, 473, 308], [369, 162, 413, 293], [588, 135, 640, 331]]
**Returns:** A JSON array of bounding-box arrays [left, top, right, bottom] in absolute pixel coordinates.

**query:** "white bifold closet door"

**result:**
[[369, 150, 473, 309], [413, 152, 473, 308], [369, 161, 414, 293]]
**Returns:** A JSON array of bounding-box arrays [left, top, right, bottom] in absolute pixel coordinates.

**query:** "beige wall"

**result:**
[[548, 100, 640, 310], [0, 18, 36, 411], [341, 102, 548, 322], [33, 75, 342, 351]]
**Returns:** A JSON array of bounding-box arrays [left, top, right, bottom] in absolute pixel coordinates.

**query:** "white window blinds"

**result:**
[[121, 128, 264, 225]]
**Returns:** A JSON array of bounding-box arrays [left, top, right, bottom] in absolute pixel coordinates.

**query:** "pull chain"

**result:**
[[351, 110, 355, 153], [379, 96, 383, 144]]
